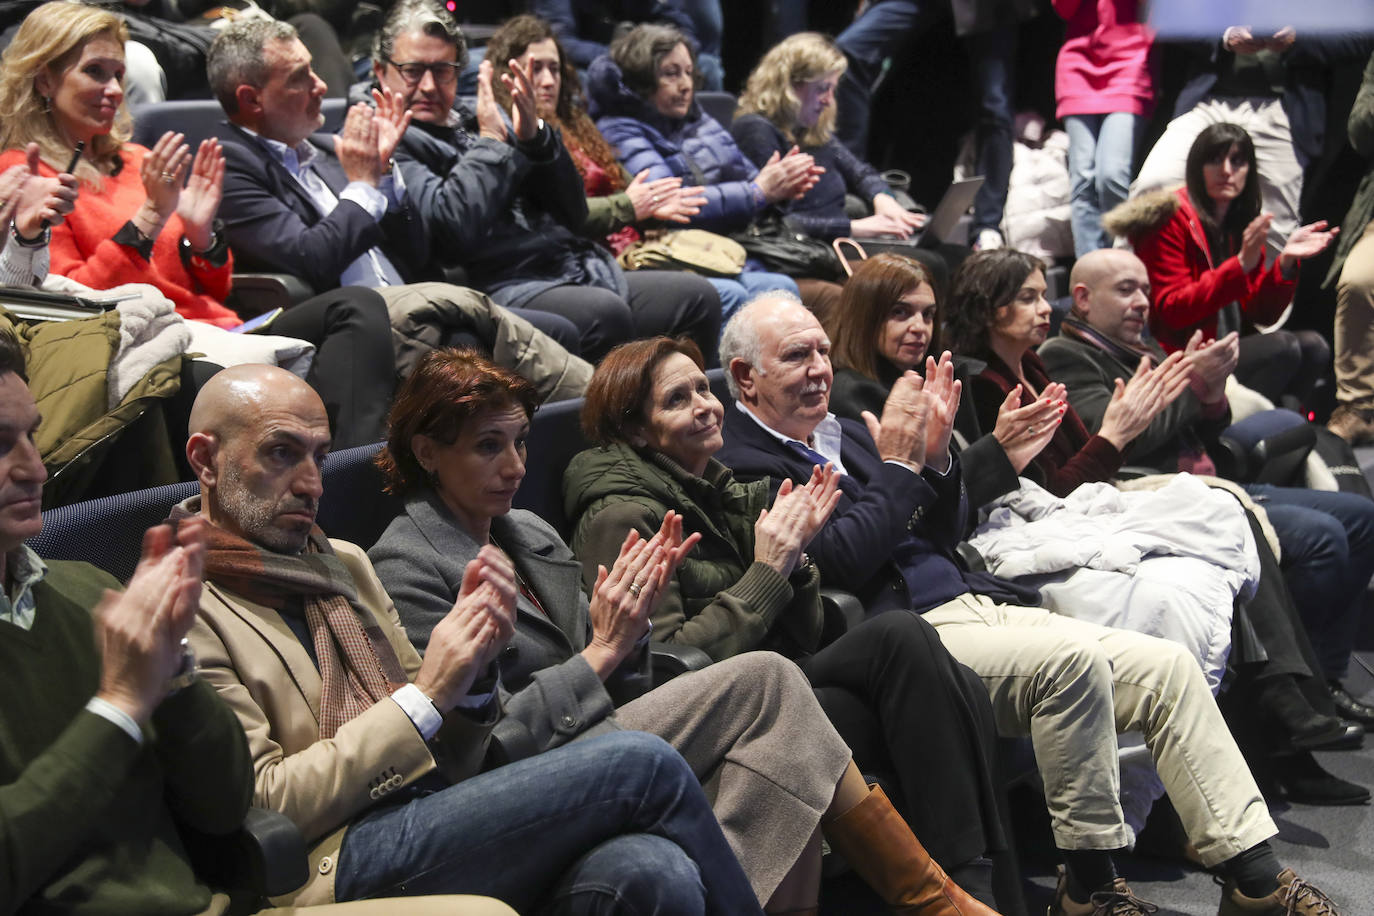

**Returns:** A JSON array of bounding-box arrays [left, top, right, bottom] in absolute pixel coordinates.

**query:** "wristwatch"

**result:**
[[166, 638, 198, 694]]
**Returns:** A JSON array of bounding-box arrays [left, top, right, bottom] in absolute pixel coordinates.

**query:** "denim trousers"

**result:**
[[1064, 112, 1143, 257], [835, 1, 1014, 233], [335, 731, 761, 915], [709, 267, 800, 323], [1245, 482, 1374, 680]]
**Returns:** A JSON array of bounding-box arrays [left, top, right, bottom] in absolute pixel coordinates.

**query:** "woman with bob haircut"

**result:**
[[0, 0, 398, 447], [565, 336, 1019, 911], [368, 346, 1005, 916], [827, 252, 1065, 510], [1105, 122, 1337, 406]]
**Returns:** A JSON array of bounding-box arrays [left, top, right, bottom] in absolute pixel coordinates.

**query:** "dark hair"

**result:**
[[1184, 122, 1260, 256], [377, 348, 539, 496], [0, 331, 26, 381], [486, 14, 626, 191], [581, 337, 705, 445], [944, 249, 1046, 355], [609, 23, 701, 101], [830, 254, 935, 381]]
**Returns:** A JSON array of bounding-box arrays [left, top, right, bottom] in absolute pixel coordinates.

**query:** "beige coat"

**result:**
[[189, 539, 494, 907]]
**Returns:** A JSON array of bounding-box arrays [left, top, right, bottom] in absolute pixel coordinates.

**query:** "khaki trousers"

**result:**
[[922, 594, 1276, 865], [1335, 222, 1374, 407]]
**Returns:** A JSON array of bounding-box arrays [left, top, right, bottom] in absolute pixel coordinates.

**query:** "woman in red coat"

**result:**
[[1105, 122, 1336, 407]]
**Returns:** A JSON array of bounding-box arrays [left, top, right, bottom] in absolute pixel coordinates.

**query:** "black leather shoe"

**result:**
[[1286, 711, 1351, 751], [1273, 751, 1372, 806], [1329, 683, 1374, 731]]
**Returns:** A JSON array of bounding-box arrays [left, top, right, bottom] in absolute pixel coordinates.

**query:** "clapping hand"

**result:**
[[992, 382, 1066, 473], [1097, 351, 1192, 449], [371, 87, 413, 166], [1279, 220, 1338, 273], [177, 139, 223, 252], [414, 545, 518, 712], [626, 170, 707, 223], [1183, 330, 1239, 405]]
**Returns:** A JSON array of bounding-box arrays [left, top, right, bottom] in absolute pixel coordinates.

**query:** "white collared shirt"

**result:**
[[735, 402, 850, 477]]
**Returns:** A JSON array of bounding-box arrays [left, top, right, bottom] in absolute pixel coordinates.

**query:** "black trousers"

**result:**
[[1235, 328, 1330, 408], [520, 271, 722, 365], [799, 611, 1006, 869], [274, 286, 395, 449]]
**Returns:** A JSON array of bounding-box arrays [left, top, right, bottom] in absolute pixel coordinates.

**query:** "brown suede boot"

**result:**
[[822, 784, 1002, 915]]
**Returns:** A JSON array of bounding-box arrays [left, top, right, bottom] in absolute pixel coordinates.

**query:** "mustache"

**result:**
[[801, 381, 829, 395], [280, 496, 317, 515]]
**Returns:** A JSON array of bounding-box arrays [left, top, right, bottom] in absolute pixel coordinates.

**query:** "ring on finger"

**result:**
[[160, 171, 176, 183], [628, 581, 644, 597]]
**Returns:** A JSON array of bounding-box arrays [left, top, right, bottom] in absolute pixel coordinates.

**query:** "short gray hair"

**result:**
[[208, 19, 298, 116], [718, 289, 803, 399], [373, 0, 467, 70]]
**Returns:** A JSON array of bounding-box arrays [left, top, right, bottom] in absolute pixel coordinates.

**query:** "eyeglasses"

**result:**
[[385, 58, 462, 86]]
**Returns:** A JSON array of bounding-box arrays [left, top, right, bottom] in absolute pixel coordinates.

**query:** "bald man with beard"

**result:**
[[1040, 247, 1374, 732], [176, 364, 762, 914]]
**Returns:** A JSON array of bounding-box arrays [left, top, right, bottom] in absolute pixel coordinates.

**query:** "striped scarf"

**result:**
[[172, 504, 409, 738]]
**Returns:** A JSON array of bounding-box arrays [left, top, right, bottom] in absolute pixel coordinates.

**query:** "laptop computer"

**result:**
[[870, 176, 985, 249]]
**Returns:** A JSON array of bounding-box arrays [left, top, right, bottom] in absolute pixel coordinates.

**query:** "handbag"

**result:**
[[731, 212, 846, 282], [617, 229, 747, 277]]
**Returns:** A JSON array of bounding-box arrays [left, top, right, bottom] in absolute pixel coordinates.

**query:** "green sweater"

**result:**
[[0, 560, 252, 915]]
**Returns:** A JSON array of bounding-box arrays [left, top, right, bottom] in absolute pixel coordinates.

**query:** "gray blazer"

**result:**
[[369, 491, 649, 761]]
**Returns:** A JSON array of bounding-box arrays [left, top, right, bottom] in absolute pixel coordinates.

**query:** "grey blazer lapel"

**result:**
[[492, 512, 589, 651]]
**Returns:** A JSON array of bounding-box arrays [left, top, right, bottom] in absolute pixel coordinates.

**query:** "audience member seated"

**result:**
[[585, 23, 819, 316], [366, 347, 999, 914], [949, 248, 1371, 775], [1106, 122, 1336, 410], [0, 335, 518, 916], [827, 253, 1060, 511], [1326, 50, 1374, 446], [560, 337, 1011, 907], [1132, 25, 1373, 260], [483, 14, 777, 324], [0, 2, 397, 448], [367, 0, 722, 364], [712, 292, 1344, 915], [531, 0, 724, 90], [730, 31, 960, 317], [205, 17, 592, 400], [827, 253, 1363, 815], [1038, 248, 1374, 731], [178, 363, 765, 913], [1052, 0, 1156, 258]]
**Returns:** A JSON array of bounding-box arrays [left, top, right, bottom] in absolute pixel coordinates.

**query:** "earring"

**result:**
[[40, 95, 51, 113]]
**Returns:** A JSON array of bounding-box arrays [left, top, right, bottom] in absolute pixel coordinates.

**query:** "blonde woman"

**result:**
[[733, 32, 924, 243]]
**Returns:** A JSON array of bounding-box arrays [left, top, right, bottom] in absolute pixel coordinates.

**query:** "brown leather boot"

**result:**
[[822, 784, 1002, 915]]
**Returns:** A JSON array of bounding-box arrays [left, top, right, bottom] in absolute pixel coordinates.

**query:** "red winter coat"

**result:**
[[1104, 187, 1295, 353]]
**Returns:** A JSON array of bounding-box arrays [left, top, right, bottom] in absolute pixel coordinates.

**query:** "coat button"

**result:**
[[369, 787, 381, 800], [388, 774, 403, 789], [503, 645, 518, 659], [560, 714, 577, 728], [318, 856, 333, 875]]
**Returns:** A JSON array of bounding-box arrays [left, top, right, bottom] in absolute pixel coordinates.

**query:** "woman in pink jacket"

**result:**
[[1054, 0, 1155, 257]]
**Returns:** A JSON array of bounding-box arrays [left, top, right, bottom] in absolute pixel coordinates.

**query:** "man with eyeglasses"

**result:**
[[203, 18, 594, 404], [362, 0, 724, 364]]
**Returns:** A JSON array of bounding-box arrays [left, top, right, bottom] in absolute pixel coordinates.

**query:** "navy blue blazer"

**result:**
[[716, 406, 1037, 616], [217, 122, 432, 293]]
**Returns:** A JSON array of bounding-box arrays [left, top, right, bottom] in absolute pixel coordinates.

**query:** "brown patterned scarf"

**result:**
[[170, 502, 408, 738]]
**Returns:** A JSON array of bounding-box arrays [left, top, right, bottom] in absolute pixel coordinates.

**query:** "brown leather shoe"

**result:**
[[1047, 867, 1158, 915], [823, 784, 1000, 914], [1216, 868, 1340, 914], [1327, 404, 1374, 446]]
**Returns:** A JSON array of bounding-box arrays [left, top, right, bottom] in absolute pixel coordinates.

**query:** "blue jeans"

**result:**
[[1064, 112, 1143, 258], [835, 2, 1014, 233], [710, 268, 800, 324], [1244, 483, 1374, 679], [336, 732, 761, 914]]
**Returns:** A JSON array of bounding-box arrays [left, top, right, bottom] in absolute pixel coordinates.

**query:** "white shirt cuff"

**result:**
[[340, 182, 389, 221], [391, 683, 444, 741], [386, 168, 406, 207], [85, 696, 143, 745]]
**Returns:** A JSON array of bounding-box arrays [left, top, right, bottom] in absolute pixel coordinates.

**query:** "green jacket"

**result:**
[[1325, 51, 1374, 287], [1, 309, 183, 508], [0, 559, 252, 915], [563, 443, 823, 662]]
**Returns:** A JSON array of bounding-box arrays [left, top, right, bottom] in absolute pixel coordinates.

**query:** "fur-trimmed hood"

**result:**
[[1103, 187, 1184, 241]]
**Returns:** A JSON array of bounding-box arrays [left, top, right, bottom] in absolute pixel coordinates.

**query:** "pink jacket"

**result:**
[[1053, 0, 1156, 119]]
